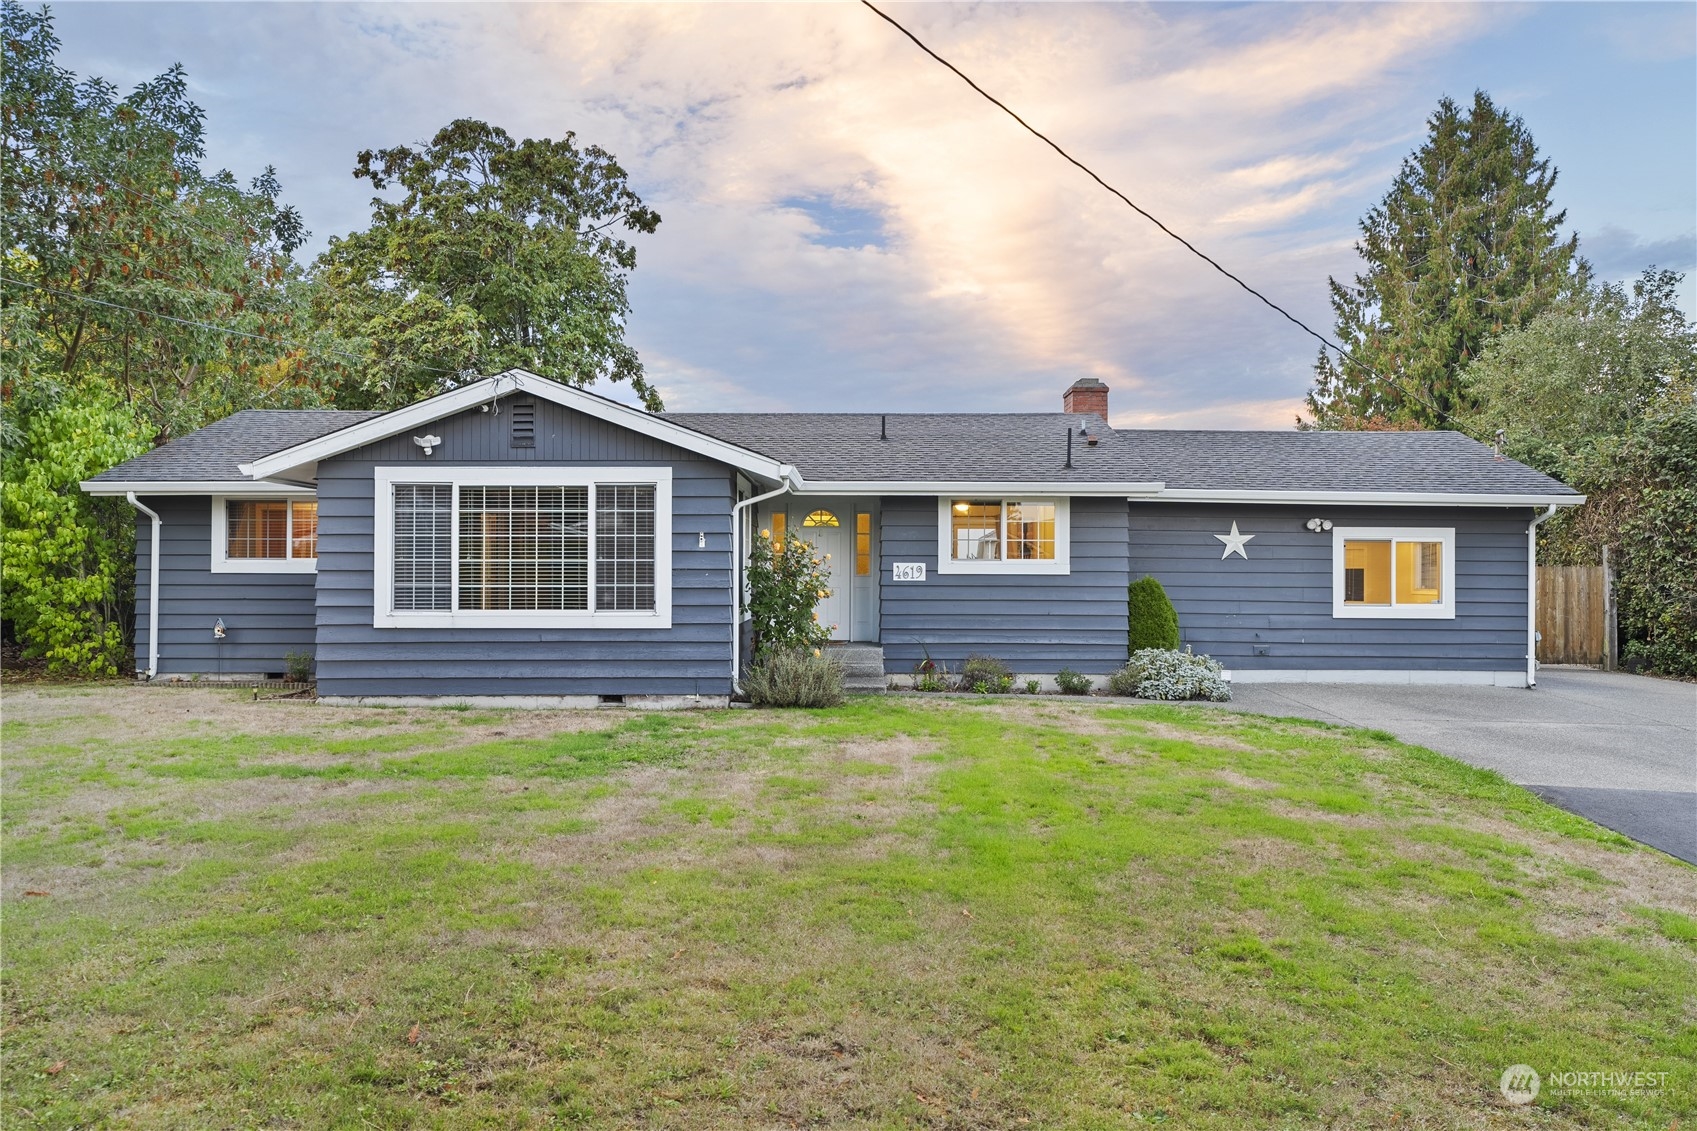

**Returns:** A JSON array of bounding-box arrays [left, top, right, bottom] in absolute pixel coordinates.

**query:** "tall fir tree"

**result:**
[[1306, 91, 1587, 429]]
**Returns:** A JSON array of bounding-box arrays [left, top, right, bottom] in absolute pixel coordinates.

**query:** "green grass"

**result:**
[[2, 687, 1693, 1129]]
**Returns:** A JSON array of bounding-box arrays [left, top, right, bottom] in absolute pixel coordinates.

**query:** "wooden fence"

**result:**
[[1537, 564, 1609, 665]]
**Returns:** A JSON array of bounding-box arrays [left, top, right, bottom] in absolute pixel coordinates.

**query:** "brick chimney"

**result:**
[[1063, 377, 1109, 419]]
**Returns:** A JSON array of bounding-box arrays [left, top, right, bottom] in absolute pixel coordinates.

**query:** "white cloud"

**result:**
[[45, 1, 1689, 426]]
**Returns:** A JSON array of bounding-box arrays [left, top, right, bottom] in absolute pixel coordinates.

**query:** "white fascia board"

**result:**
[[80, 479, 316, 497], [791, 479, 1166, 496], [240, 370, 791, 484], [1148, 488, 1586, 508]]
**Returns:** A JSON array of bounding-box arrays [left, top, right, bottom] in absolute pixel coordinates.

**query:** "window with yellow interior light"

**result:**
[[1332, 527, 1454, 619], [855, 513, 872, 576], [936, 498, 1070, 574]]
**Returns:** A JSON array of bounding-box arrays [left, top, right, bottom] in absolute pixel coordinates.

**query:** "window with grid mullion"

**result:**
[[596, 485, 657, 611], [458, 484, 587, 611], [393, 484, 452, 611]]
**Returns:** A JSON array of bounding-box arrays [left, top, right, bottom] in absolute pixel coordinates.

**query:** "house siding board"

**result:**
[[879, 495, 1131, 674], [133, 496, 317, 675], [1127, 503, 1531, 672], [312, 399, 736, 698]]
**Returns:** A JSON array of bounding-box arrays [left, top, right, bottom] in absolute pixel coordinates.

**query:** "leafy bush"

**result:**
[[744, 648, 845, 708], [1022, 679, 1041, 695], [746, 529, 833, 659], [1127, 576, 1180, 652], [1054, 668, 1093, 695], [959, 654, 1013, 694], [1109, 649, 1231, 701], [284, 651, 314, 683], [0, 389, 146, 676]]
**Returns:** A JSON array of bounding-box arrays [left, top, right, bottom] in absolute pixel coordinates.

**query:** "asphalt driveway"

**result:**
[[1226, 669, 1697, 864]]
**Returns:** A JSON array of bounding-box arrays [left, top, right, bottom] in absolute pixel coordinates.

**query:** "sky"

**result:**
[[46, 1, 1697, 429]]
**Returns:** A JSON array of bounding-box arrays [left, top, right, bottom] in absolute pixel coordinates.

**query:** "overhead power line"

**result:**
[[860, 0, 1446, 422]]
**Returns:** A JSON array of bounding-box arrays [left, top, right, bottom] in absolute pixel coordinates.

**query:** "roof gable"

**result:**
[[240, 371, 794, 485]]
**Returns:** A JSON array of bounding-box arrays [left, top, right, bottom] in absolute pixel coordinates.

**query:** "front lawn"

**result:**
[[2, 687, 1692, 1128]]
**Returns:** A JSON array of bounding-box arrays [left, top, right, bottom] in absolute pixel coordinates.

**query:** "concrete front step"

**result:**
[[829, 644, 887, 693]]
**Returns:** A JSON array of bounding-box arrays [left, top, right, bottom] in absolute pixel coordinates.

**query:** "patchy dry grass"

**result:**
[[2, 686, 1694, 1129]]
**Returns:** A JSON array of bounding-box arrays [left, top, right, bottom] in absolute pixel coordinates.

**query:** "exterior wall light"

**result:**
[[1304, 518, 1333, 533], [413, 434, 442, 456]]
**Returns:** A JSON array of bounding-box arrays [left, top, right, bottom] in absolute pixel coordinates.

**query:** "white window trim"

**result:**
[[210, 495, 317, 574], [935, 496, 1071, 575], [371, 466, 672, 629], [1331, 526, 1456, 620]]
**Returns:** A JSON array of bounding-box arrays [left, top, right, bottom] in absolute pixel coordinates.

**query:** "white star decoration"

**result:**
[[1214, 521, 1254, 560]]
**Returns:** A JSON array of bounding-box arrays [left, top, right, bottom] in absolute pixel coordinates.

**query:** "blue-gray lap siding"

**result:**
[[133, 496, 318, 676], [1127, 503, 1532, 672], [312, 398, 736, 698], [878, 496, 1131, 675]]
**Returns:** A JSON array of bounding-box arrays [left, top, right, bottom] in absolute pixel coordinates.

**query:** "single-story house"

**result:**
[[81, 370, 1584, 705]]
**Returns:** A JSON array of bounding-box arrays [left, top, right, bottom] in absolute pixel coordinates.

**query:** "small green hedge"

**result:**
[[1128, 576, 1180, 652]]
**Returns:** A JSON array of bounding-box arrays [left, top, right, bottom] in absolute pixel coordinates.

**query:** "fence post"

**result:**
[[1602, 544, 1617, 672]]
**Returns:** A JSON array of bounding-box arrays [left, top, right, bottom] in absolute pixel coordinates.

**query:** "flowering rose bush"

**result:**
[[745, 528, 834, 659]]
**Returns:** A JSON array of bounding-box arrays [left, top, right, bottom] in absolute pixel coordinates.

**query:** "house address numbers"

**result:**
[[891, 563, 926, 582]]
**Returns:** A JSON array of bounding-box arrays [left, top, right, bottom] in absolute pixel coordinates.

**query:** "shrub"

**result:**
[[959, 654, 1013, 694], [1023, 679, 1041, 695], [745, 648, 845, 708], [746, 529, 833, 658], [1054, 668, 1093, 695], [1109, 648, 1231, 701], [1127, 576, 1181, 653], [283, 651, 314, 683]]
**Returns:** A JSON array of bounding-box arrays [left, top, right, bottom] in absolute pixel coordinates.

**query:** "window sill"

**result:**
[[210, 557, 317, 575], [1331, 604, 1456, 620], [373, 610, 673, 630], [935, 559, 1070, 576]]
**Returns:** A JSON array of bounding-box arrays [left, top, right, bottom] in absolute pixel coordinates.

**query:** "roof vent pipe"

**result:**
[[880, 415, 887, 441], [1065, 427, 1074, 470]]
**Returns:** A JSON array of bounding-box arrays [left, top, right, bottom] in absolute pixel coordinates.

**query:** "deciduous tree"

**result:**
[[311, 119, 662, 410]]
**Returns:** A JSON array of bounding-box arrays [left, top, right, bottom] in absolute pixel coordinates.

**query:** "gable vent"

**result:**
[[510, 402, 536, 449]]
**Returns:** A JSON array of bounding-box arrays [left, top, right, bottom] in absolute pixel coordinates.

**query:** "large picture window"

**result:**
[[211, 497, 317, 573], [1331, 527, 1455, 620], [935, 497, 1070, 575], [374, 468, 671, 628]]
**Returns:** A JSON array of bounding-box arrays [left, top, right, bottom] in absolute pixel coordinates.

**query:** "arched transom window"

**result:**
[[802, 510, 840, 528]]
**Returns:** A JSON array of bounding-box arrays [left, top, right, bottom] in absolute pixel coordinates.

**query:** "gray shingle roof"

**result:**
[[87, 403, 1580, 500], [663, 412, 1152, 484], [86, 409, 384, 483], [664, 412, 1580, 497]]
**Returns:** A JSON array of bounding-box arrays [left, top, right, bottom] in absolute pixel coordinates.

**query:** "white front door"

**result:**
[[795, 505, 851, 641]]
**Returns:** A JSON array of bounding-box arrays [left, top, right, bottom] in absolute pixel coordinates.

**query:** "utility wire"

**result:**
[[1, 276, 458, 376], [860, 0, 1446, 422]]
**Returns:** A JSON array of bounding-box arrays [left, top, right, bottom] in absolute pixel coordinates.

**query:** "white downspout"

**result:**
[[1527, 504, 1558, 689], [126, 492, 162, 680], [730, 471, 799, 695]]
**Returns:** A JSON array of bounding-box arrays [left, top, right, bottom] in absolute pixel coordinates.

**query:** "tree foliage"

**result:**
[[311, 119, 662, 411], [1460, 269, 1697, 675], [1, 0, 331, 444], [2, 1, 324, 673], [1307, 91, 1587, 429]]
